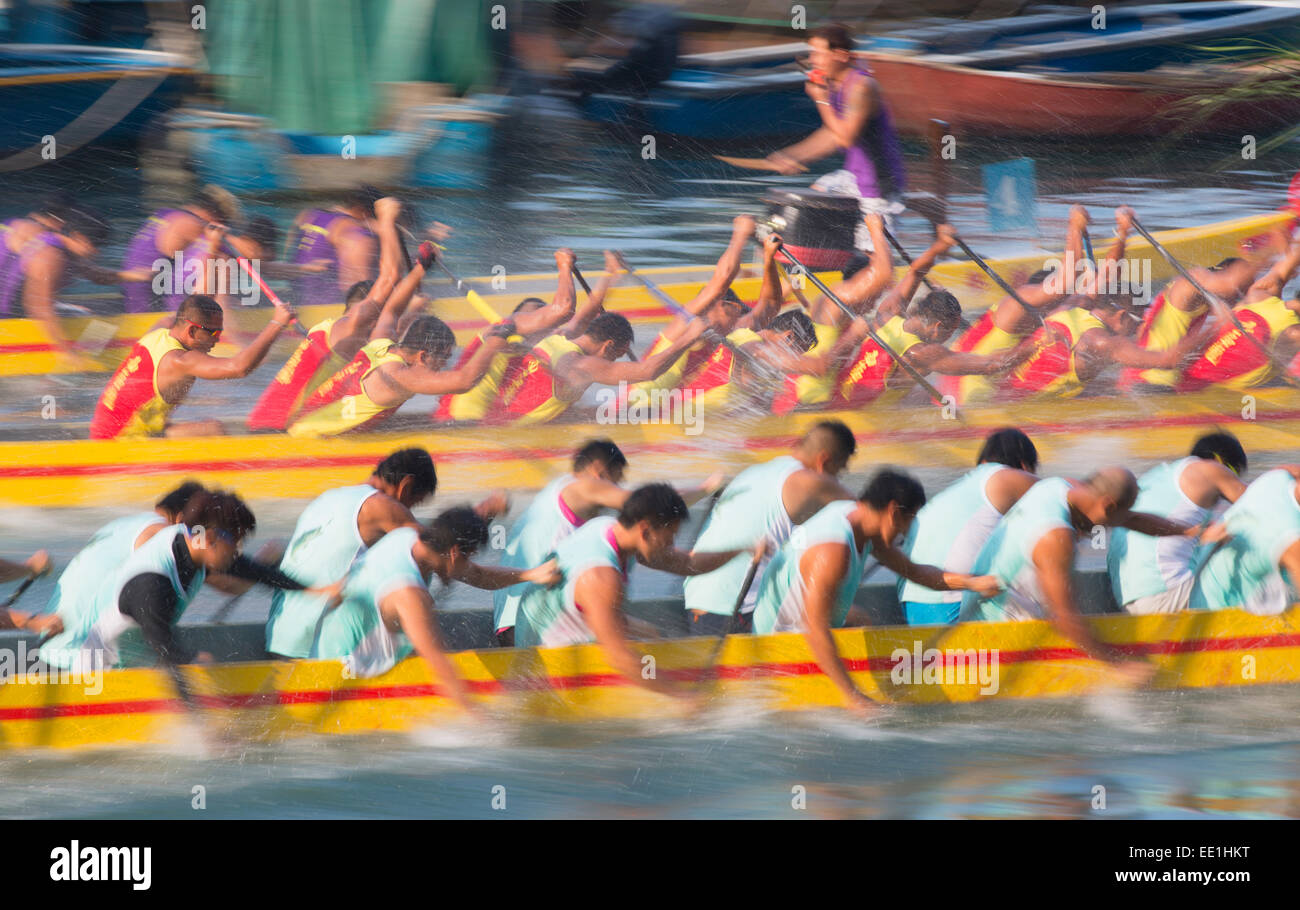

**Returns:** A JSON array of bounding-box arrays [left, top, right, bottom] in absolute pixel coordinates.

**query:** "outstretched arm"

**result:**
[[873, 224, 956, 323], [166, 304, 293, 381], [569, 319, 708, 386], [672, 215, 754, 335], [384, 587, 475, 712], [740, 232, 786, 330], [513, 249, 577, 337]]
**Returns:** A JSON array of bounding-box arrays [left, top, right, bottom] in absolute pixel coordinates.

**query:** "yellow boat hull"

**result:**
[[3, 607, 1298, 751], [2, 211, 1289, 377], [0, 387, 1296, 509]]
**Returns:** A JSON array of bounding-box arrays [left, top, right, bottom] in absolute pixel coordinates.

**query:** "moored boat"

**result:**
[[566, 2, 1300, 140], [2, 210, 1288, 377], [2, 600, 1297, 752]]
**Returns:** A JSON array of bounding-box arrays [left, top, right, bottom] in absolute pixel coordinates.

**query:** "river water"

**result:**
[[2, 91, 1299, 819]]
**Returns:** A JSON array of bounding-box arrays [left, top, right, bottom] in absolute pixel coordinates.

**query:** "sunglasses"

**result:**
[[184, 319, 222, 340]]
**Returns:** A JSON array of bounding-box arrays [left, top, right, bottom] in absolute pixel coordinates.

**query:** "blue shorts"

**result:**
[[901, 601, 960, 626]]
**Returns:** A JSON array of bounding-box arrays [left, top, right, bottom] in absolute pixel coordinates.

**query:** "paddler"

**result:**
[[771, 213, 895, 410], [1118, 219, 1297, 393], [958, 467, 1216, 684], [483, 312, 710, 425], [752, 469, 1000, 717], [939, 205, 1091, 405], [287, 280, 515, 436], [492, 440, 725, 646], [514, 483, 757, 698], [620, 216, 779, 406], [117, 187, 252, 313], [898, 428, 1041, 625], [1108, 432, 1250, 614], [89, 292, 297, 439], [286, 185, 382, 307], [435, 247, 617, 423], [91, 289, 297, 434], [764, 22, 907, 248], [0, 549, 56, 634], [1002, 292, 1214, 400], [266, 447, 508, 659], [682, 420, 858, 634], [1176, 269, 1300, 392], [246, 196, 405, 431], [55, 490, 339, 672], [1188, 468, 1300, 615], [307, 507, 558, 713], [0, 203, 112, 363]]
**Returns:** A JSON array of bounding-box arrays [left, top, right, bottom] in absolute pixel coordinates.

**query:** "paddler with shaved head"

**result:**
[[492, 440, 726, 646], [898, 428, 1041, 625], [266, 448, 509, 659], [308, 506, 559, 712], [435, 248, 618, 424], [515, 483, 757, 698], [1108, 432, 1251, 615], [959, 467, 1220, 684], [90, 292, 298, 439], [753, 469, 1001, 717], [682, 420, 858, 635]]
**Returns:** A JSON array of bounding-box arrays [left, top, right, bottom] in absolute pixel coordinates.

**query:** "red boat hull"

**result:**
[[864, 54, 1300, 137]]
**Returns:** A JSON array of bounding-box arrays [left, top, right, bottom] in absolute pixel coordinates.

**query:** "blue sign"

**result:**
[[982, 158, 1038, 235]]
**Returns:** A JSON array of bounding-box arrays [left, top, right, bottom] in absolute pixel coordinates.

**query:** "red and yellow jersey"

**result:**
[[433, 333, 523, 423], [938, 309, 1024, 405], [287, 338, 406, 438], [246, 317, 347, 431], [1007, 307, 1105, 399], [1179, 297, 1300, 391], [89, 328, 187, 439], [1117, 291, 1206, 390], [678, 328, 763, 411], [624, 331, 716, 399], [791, 322, 842, 406], [487, 334, 584, 425], [828, 316, 926, 409]]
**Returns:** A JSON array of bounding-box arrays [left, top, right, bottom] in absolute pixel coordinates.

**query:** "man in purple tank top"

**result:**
[[0, 203, 111, 363], [765, 22, 907, 251], [288, 185, 383, 307], [118, 187, 252, 313]]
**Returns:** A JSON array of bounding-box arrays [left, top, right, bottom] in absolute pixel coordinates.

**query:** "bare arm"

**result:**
[[908, 343, 1015, 377], [1246, 236, 1300, 304], [1032, 529, 1118, 662], [767, 127, 841, 170], [828, 216, 892, 315], [513, 249, 576, 337], [378, 334, 509, 398], [873, 543, 998, 594], [383, 587, 475, 712], [331, 199, 402, 345], [671, 216, 753, 335], [798, 543, 872, 710], [560, 251, 620, 338], [0, 551, 48, 584], [563, 475, 631, 513], [455, 558, 558, 591], [22, 246, 75, 355], [639, 544, 748, 576], [578, 567, 682, 696], [1115, 511, 1194, 539], [567, 320, 707, 387], [164, 307, 292, 381], [740, 232, 785, 331], [874, 225, 956, 322]]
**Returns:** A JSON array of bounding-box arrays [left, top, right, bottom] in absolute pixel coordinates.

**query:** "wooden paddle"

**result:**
[[1130, 216, 1300, 390], [774, 241, 954, 411], [231, 254, 311, 339], [713, 154, 806, 174], [904, 195, 1047, 329], [882, 225, 940, 295]]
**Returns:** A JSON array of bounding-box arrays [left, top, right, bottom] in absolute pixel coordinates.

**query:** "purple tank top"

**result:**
[[0, 223, 67, 317], [121, 209, 191, 313], [290, 209, 376, 307], [831, 68, 906, 200], [162, 239, 210, 311]]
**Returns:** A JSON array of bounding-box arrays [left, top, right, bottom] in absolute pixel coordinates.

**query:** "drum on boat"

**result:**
[[763, 189, 861, 271]]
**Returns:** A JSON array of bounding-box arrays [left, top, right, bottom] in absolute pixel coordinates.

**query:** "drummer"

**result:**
[[763, 22, 907, 250]]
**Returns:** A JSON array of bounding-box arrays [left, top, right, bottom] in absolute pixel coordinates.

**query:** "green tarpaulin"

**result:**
[[207, 0, 496, 134]]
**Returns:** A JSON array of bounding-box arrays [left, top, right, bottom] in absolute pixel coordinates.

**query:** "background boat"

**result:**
[[561, 2, 1300, 140]]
